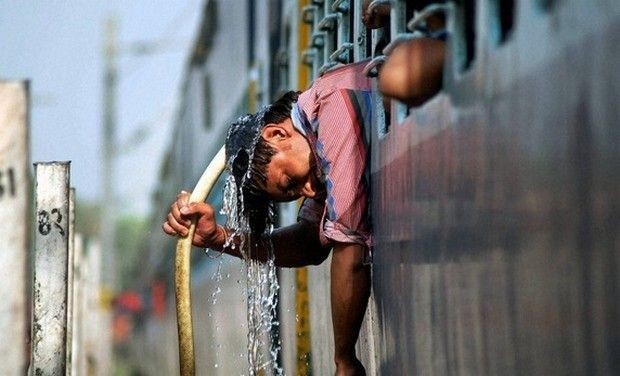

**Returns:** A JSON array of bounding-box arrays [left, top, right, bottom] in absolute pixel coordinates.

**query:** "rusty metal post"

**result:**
[[31, 161, 71, 375], [66, 187, 76, 375], [0, 81, 30, 375]]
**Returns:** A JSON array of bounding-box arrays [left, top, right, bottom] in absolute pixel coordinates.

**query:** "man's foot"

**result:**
[[335, 357, 366, 376]]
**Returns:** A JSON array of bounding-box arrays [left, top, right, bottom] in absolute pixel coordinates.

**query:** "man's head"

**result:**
[[226, 91, 321, 203]]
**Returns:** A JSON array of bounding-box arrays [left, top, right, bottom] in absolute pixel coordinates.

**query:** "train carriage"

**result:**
[[129, 1, 620, 374]]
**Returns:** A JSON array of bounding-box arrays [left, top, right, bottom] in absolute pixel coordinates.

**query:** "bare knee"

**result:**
[[379, 38, 445, 107]]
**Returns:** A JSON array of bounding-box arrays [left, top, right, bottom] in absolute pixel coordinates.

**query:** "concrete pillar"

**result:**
[[66, 188, 76, 374], [83, 240, 113, 375], [0, 81, 30, 375], [31, 161, 71, 375], [70, 233, 85, 376]]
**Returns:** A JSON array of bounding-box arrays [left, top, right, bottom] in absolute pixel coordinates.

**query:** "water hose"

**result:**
[[175, 145, 226, 376]]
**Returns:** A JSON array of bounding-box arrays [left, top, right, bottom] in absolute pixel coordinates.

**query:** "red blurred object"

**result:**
[[113, 313, 133, 344], [151, 280, 166, 318], [116, 291, 143, 312]]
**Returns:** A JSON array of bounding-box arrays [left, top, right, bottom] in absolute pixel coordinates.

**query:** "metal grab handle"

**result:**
[[329, 42, 353, 63], [331, 0, 349, 13], [363, 55, 387, 77], [319, 61, 339, 75], [382, 33, 420, 55], [317, 14, 338, 31], [175, 145, 226, 376], [407, 3, 449, 32]]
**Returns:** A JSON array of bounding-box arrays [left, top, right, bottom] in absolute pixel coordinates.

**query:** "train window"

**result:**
[[490, 0, 515, 45], [454, 0, 477, 72]]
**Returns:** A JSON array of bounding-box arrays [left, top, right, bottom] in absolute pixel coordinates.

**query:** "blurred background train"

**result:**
[[119, 0, 620, 374]]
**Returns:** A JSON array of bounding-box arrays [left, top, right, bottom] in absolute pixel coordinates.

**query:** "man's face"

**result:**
[[260, 119, 321, 202], [263, 148, 320, 202]]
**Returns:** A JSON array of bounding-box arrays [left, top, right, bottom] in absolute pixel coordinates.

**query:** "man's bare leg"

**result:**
[[330, 243, 371, 376]]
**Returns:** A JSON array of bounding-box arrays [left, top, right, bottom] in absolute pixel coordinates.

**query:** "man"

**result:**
[[163, 60, 373, 376]]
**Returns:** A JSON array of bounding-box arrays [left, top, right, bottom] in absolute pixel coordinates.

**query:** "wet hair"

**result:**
[[245, 90, 300, 196]]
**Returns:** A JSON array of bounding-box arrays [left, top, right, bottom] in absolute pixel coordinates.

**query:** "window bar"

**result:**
[[391, 0, 409, 123], [310, 31, 324, 77], [276, 47, 289, 95], [303, 0, 320, 75], [391, 0, 407, 35], [331, 0, 351, 64], [351, 0, 366, 61], [318, 12, 338, 71], [301, 49, 317, 67], [302, 5, 316, 24], [313, 1, 326, 77]]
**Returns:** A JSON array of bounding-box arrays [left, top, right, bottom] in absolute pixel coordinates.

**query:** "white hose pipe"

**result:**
[[175, 145, 226, 376]]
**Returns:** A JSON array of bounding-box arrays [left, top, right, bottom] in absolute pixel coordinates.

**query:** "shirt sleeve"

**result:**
[[297, 197, 331, 247]]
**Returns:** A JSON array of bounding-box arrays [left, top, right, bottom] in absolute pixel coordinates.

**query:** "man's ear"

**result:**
[[261, 123, 289, 142]]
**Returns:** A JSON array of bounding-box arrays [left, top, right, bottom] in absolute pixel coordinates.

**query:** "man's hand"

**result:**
[[162, 191, 226, 249]]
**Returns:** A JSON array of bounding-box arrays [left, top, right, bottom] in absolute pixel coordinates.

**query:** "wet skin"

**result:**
[[260, 118, 322, 202], [162, 118, 369, 376], [162, 118, 322, 249]]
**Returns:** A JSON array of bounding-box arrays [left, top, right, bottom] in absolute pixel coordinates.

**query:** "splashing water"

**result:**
[[209, 261, 224, 305], [220, 172, 283, 376]]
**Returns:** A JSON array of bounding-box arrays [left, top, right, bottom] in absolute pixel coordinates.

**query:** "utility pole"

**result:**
[[101, 16, 117, 292]]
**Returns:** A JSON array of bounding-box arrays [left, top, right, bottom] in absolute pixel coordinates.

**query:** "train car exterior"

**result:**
[[369, 0, 620, 374], [126, 0, 620, 375]]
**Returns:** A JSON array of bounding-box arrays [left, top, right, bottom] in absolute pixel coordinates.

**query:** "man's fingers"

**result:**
[[170, 201, 190, 227], [162, 191, 213, 240], [179, 202, 213, 218], [176, 190, 190, 209], [162, 221, 187, 236], [162, 221, 178, 236], [166, 212, 189, 236]]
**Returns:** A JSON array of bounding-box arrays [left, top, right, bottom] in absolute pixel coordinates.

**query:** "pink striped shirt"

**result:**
[[291, 61, 373, 249]]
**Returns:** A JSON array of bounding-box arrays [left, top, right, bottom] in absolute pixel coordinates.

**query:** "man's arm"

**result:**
[[163, 191, 331, 267], [220, 220, 330, 267], [330, 242, 371, 373]]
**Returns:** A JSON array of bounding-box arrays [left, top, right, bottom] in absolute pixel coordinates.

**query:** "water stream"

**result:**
[[219, 173, 283, 375]]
